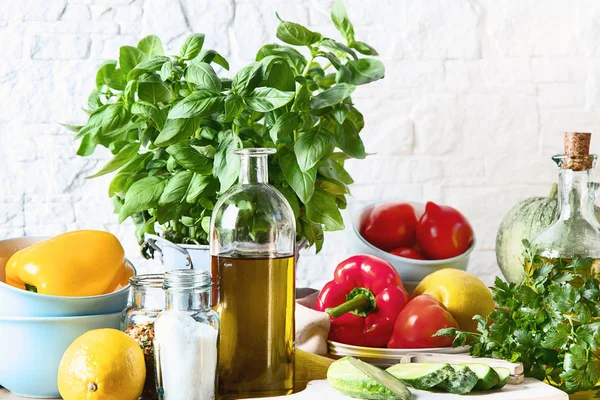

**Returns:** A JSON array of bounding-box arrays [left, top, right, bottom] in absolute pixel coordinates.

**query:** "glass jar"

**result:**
[[121, 274, 165, 400], [529, 132, 600, 278], [154, 270, 219, 400], [210, 148, 296, 399]]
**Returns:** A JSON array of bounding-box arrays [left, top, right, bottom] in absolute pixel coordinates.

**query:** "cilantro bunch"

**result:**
[[437, 242, 600, 394]]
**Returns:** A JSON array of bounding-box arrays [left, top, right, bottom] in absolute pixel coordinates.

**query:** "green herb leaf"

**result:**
[[224, 94, 244, 122], [310, 83, 355, 109], [100, 102, 128, 135], [155, 117, 200, 147], [195, 49, 230, 70], [131, 101, 166, 130], [138, 35, 164, 56], [331, 0, 355, 44], [346, 58, 385, 85], [318, 157, 354, 184], [186, 174, 213, 203], [158, 171, 194, 206], [119, 176, 166, 222], [232, 62, 263, 96], [168, 90, 224, 119], [306, 189, 344, 231], [351, 40, 378, 56], [119, 45, 148, 75], [276, 21, 322, 47], [335, 118, 365, 159], [213, 134, 242, 192], [138, 80, 172, 104], [105, 68, 126, 91], [87, 142, 140, 179], [166, 142, 213, 175], [244, 87, 295, 112], [185, 62, 222, 91], [294, 129, 332, 172], [270, 112, 300, 144], [179, 33, 206, 60], [279, 147, 316, 203], [127, 56, 169, 80], [96, 60, 117, 89]]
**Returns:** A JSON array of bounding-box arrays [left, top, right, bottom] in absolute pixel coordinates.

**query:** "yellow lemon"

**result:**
[[413, 269, 495, 332], [58, 328, 146, 400]]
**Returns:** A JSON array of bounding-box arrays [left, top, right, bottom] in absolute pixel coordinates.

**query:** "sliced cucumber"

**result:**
[[493, 367, 511, 389], [386, 362, 454, 390], [460, 363, 500, 391], [437, 364, 479, 395]]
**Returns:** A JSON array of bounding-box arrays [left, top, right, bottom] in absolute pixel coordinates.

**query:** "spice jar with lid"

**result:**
[[154, 269, 219, 400], [121, 274, 166, 400]]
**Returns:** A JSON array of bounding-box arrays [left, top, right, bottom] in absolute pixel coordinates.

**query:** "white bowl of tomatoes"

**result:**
[[352, 201, 475, 283]]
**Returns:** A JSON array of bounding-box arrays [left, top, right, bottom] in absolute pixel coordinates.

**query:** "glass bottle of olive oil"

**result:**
[[528, 132, 600, 279], [210, 148, 296, 400]]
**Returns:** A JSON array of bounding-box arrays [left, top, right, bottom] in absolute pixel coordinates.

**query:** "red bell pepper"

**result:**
[[315, 255, 410, 347]]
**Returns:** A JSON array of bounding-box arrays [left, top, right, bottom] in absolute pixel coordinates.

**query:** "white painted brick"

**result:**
[[0, 202, 24, 229], [230, 3, 270, 60], [0, 24, 23, 58], [22, 21, 120, 34], [141, 0, 189, 44], [575, 0, 600, 56], [24, 202, 76, 225], [60, 4, 91, 21], [531, 58, 587, 82], [3, 0, 68, 21], [412, 95, 460, 155], [403, 0, 480, 59], [30, 35, 91, 59], [114, 4, 143, 22], [539, 110, 600, 153], [538, 83, 586, 109]]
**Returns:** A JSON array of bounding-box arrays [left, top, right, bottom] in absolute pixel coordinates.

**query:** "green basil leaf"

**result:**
[[294, 129, 332, 172], [346, 58, 385, 85], [257, 44, 307, 73], [88, 89, 102, 111], [105, 68, 126, 91], [318, 158, 354, 185], [100, 102, 128, 134], [87, 142, 141, 179], [108, 170, 143, 197], [232, 62, 262, 95], [278, 186, 300, 219], [118, 176, 166, 222], [335, 65, 352, 83], [213, 134, 242, 192], [270, 112, 300, 144], [77, 133, 97, 156], [158, 171, 194, 206], [185, 62, 222, 91], [76, 104, 107, 139], [119, 45, 148, 75], [127, 56, 169, 80], [138, 35, 164, 56], [265, 61, 295, 91], [331, 0, 355, 44], [186, 174, 213, 203], [122, 152, 154, 174], [96, 60, 117, 89], [318, 177, 350, 195], [160, 60, 174, 81], [292, 86, 310, 112], [191, 144, 217, 158], [335, 118, 365, 159], [350, 40, 378, 56], [306, 189, 344, 231], [166, 142, 213, 175], [155, 117, 200, 147], [320, 39, 357, 60], [332, 103, 350, 124], [224, 94, 244, 122], [279, 147, 316, 203], [131, 101, 166, 130], [60, 123, 83, 133], [244, 87, 294, 112], [276, 21, 322, 47], [179, 33, 205, 60], [195, 49, 230, 70], [168, 90, 224, 119], [310, 83, 355, 109], [123, 80, 138, 105], [138, 80, 172, 104]]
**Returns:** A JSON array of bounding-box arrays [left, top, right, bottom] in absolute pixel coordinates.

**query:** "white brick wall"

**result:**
[[1, 0, 598, 288]]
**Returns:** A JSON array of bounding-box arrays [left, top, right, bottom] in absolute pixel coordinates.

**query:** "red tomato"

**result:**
[[390, 247, 426, 260], [361, 202, 418, 251], [387, 294, 459, 349], [416, 202, 474, 260]]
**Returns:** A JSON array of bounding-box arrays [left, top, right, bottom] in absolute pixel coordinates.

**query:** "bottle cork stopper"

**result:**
[[563, 132, 593, 170]]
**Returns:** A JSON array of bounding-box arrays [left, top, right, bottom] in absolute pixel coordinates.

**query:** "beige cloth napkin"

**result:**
[[295, 291, 331, 355]]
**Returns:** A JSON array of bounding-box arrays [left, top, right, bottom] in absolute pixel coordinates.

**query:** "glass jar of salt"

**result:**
[[154, 270, 219, 400]]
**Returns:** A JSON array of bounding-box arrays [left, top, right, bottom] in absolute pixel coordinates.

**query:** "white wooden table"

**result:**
[[0, 378, 568, 399]]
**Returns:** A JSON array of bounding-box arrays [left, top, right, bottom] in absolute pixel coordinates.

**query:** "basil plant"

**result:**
[[70, 0, 384, 252]]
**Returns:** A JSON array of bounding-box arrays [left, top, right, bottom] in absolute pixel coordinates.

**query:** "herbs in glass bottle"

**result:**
[[528, 132, 600, 280], [210, 148, 296, 399], [121, 274, 165, 400], [154, 270, 219, 400]]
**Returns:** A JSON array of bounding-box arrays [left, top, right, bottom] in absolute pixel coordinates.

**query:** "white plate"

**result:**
[[328, 340, 469, 367]]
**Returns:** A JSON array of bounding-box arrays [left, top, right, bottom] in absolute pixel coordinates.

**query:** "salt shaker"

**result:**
[[154, 270, 219, 400]]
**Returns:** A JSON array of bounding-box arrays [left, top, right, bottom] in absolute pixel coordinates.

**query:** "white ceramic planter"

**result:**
[[144, 234, 211, 273]]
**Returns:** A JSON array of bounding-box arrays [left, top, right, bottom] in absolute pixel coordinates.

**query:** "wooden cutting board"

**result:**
[[0, 378, 568, 399]]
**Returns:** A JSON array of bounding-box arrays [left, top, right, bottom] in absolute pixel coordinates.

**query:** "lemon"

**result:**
[[58, 328, 146, 400], [413, 269, 495, 332]]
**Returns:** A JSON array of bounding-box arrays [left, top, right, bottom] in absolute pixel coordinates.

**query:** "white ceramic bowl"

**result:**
[[0, 312, 121, 398], [0, 237, 133, 317], [352, 202, 475, 283]]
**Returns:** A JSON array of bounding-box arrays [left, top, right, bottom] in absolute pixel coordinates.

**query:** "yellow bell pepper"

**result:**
[[5, 230, 133, 297]]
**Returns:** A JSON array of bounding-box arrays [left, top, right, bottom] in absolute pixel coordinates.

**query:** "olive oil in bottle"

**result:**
[[210, 148, 297, 400], [212, 253, 295, 399]]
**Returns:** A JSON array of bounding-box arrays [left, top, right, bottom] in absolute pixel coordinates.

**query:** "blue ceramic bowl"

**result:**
[[0, 237, 132, 317], [0, 312, 121, 398]]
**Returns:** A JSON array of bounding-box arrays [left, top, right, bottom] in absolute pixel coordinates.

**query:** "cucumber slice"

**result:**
[[386, 363, 454, 390], [493, 367, 511, 389], [460, 363, 500, 391], [437, 365, 479, 395]]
